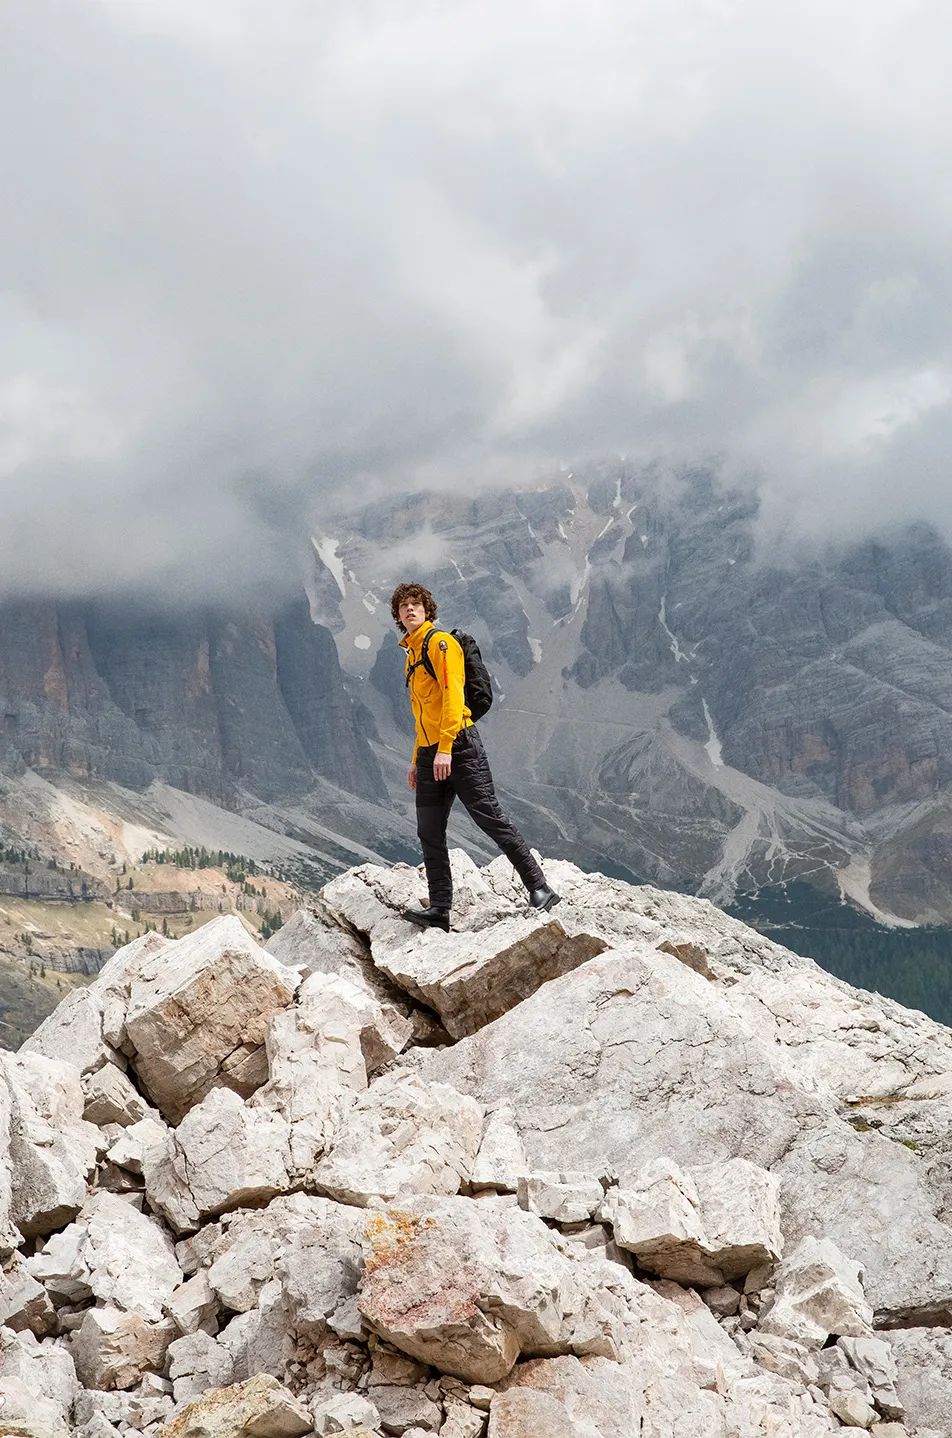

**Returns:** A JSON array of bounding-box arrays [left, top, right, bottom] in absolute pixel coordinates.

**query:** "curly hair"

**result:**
[[390, 582, 438, 634]]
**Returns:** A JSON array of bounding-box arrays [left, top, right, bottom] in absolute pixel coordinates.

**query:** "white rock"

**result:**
[[0, 1326, 78, 1410], [312, 1392, 383, 1434], [273, 1200, 366, 1340], [758, 1236, 874, 1348], [517, 1172, 605, 1224], [0, 1375, 71, 1438], [358, 1197, 618, 1384], [26, 1189, 182, 1321], [748, 1332, 820, 1387], [368, 1383, 441, 1431], [0, 1254, 57, 1335], [106, 1114, 170, 1175], [423, 895, 952, 1322], [838, 1334, 899, 1392], [82, 1063, 154, 1127], [372, 916, 607, 1040], [488, 1388, 575, 1438], [144, 1087, 292, 1233], [70, 1303, 174, 1391], [250, 972, 375, 1180], [167, 1269, 220, 1336], [887, 1327, 952, 1435], [268, 906, 412, 1072], [826, 1370, 878, 1427], [314, 1072, 483, 1206], [599, 1159, 718, 1284], [492, 1354, 644, 1438], [123, 916, 298, 1124], [693, 1157, 783, 1278], [1, 1050, 99, 1241], [441, 1399, 486, 1438], [160, 1372, 312, 1438], [23, 931, 171, 1074], [471, 1108, 527, 1193], [167, 1330, 233, 1404]]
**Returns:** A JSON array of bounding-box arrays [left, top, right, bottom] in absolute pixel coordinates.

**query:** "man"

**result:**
[[392, 581, 560, 931]]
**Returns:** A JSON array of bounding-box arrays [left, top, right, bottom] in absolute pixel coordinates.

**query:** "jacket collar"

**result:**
[[400, 619, 435, 656]]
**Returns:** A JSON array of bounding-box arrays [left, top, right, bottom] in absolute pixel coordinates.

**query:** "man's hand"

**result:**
[[407, 764, 417, 791], [434, 752, 452, 781]]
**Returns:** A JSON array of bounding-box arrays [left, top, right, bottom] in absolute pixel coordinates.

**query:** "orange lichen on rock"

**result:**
[[364, 1210, 435, 1273]]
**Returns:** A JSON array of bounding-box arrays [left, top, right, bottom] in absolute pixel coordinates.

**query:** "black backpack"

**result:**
[[406, 628, 494, 721]]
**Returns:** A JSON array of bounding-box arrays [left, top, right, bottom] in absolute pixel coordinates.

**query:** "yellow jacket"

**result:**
[[401, 620, 472, 761]]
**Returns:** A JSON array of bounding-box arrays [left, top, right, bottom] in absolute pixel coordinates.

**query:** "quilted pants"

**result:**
[[415, 726, 545, 911]]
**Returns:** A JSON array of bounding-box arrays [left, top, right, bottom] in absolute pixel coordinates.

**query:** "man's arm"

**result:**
[[434, 635, 466, 778]]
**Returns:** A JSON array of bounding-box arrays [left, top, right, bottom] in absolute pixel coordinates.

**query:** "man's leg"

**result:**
[[451, 728, 550, 896], [414, 743, 456, 912]]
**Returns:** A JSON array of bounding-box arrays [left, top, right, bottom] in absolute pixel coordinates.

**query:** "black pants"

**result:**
[[415, 727, 545, 910]]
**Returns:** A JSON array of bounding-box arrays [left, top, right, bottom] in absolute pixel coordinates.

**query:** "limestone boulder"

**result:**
[[168, 1330, 234, 1404], [758, 1236, 874, 1347], [159, 1372, 312, 1438], [272, 1200, 366, 1339], [0, 1376, 71, 1438], [313, 1072, 483, 1206], [422, 944, 952, 1319], [143, 1087, 292, 1233], [123, 916, 298, 1124], [23, 931, 172, 1074], [167, 1269, 220, 1336], [492, 1355, 643, 1438], [1, 1050, 99, 1240], [599, 1156, 781, 1285], [321, 851, 506, 945], [250, 972, 381, 1181], [0, 1254, 57, 1335], [357, 1197, 616, 1384], [106, 1112, 171, 1175], [0, 1326, 78, 1411], [471, 1108, 527, 1193], [517, 1173, 605, 1225], [82, 1064, 155, 1128], [887, 1327, 952, 1435], [70, 1303, 175, 1390], [370, 916, 607, 1040], [312, 1393, 383, 1433], [599, 1159, 710, 1282], [267, 905, 412, 1071], [26, 1189, 181, 1320]]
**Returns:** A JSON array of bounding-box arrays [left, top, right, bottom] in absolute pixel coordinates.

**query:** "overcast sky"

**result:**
[[2, 0, 951, 601]]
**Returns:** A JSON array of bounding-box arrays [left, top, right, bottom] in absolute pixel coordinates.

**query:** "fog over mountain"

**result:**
[[2, 0, 952, 602]]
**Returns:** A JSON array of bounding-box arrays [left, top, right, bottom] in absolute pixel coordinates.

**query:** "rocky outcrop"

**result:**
[[7, 852, 952, 1437]]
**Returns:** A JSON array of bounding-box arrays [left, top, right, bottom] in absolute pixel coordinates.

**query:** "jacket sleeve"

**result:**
[[437, 634, 466, 753], [407, 657, 418, 765]]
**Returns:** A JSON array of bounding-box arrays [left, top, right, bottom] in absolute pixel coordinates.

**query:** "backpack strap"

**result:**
[[405, 629, 443, 687]]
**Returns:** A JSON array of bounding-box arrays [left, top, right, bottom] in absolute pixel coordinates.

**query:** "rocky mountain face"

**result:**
[[0, 597, 381, 806], [316, 466, 952, 925], [5, 853, 952, 1435]]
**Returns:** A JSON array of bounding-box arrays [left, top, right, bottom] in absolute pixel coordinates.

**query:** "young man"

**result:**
[[391, 581, 560, 931]]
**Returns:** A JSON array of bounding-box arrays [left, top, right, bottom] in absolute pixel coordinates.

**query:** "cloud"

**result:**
[[2, 0, 952, 600]]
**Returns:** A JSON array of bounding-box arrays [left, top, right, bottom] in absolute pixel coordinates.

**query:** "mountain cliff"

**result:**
[[0, 597, 381, 804], [4, 853, 951, 1435]]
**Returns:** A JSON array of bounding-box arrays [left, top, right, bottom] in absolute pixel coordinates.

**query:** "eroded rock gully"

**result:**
[[6, 852, 952, 1436]]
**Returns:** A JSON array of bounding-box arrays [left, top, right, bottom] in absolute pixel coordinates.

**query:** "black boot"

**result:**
[[403, 905, 451, 932], [528, 884, 561, 912]]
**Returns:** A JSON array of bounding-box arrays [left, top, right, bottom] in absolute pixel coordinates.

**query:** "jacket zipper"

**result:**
[[408, 660, 431, 744]]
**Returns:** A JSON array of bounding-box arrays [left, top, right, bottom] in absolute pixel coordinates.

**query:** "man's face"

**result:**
[[398, 595, 427, 634]]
